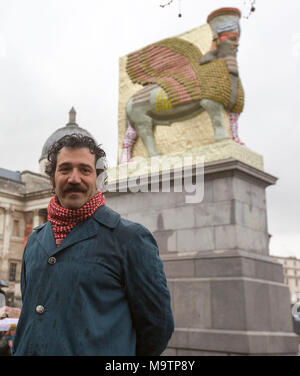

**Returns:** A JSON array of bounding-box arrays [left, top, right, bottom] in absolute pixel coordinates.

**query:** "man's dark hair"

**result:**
[[45, 134, 107, 183]]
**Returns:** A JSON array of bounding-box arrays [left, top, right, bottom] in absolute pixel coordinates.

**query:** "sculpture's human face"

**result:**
[[218, 33, 239, 50], [54, 147, 98, 209], [227, 35, 239, 49]]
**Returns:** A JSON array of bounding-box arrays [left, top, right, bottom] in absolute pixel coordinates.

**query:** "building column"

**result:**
[[33, 209, 40, 228], [1, 205, 12, 281], [23, 211, 34, 247]]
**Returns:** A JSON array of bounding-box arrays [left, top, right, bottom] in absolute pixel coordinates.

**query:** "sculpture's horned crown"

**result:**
[[207, 7, 241, 39]]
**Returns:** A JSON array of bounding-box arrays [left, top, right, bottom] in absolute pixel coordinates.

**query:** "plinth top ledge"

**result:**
[[107, 140, 277, 187]]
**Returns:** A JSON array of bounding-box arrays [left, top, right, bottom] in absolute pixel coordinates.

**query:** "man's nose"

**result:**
[[68, 169, 81, 184]]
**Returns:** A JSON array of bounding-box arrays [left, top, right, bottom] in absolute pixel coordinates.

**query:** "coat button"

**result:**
[[48, 257, 56, 265], [36, 305, 45, 314]]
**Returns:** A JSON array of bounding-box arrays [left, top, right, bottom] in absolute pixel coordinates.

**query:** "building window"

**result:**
[[9, 263, 17, 282], [12, 219, 20, 237]]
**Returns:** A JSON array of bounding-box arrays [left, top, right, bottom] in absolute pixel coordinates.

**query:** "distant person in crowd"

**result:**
[[0, 323, 16, 356], [6, 324, 16, 354], [13, 133, 174, 356], [0, 333, 10, 356]]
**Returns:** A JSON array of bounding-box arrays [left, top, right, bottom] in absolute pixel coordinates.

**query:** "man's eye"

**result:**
[[59, 167, 70, 173], [82, 168, 91, 173]]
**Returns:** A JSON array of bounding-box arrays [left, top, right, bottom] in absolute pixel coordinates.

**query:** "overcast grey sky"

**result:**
[[0, 0, 299, 258]]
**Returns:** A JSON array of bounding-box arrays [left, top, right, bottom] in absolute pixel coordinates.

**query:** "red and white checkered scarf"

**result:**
[[47, 191, 106, 246]]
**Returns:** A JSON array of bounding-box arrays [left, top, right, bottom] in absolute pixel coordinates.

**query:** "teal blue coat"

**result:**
[[13, 206, 174, 356]]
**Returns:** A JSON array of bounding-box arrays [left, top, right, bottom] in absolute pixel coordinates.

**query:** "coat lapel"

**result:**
[[53, 216, 98, 255], [35, 205, 120, 258], [35, 222, 56, 257], [36, 216, 98, 257]]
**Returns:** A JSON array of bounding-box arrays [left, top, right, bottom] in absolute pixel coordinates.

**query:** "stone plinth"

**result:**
[[104, 156, 298, 355], [109, 140, 264, 184]]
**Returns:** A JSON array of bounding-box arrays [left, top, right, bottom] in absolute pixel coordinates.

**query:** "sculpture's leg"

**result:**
[[120, 120, 137, 163], [229, 112, 245, 146], [126, 91, 159, 158], [200, 98, 229, 142], [135, 116, 159, 157]]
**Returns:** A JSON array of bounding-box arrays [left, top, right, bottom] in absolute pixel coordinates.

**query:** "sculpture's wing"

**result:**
[[126, 38, 203, 107], [126, 37, 244, 113]]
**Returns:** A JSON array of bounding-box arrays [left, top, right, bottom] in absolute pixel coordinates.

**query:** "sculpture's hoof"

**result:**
[[215, 136, 230, 142], [232, 137, 245, 146], [150, 154, 160, 158], [147, 151, 160, 157]]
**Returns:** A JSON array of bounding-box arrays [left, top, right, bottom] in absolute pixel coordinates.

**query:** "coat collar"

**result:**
[[33, 205, 120, 257], [92, 205, 121, 229]]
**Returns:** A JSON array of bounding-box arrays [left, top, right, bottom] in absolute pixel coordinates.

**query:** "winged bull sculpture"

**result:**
[[120, 7, 245, 163]]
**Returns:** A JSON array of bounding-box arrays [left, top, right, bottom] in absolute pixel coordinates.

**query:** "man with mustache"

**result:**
[[13, 133, 174, 356]]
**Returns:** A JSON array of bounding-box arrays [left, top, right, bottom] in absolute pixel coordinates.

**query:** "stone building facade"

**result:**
[[275, 256, 300, 304], [0, 169, 51, 307]]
